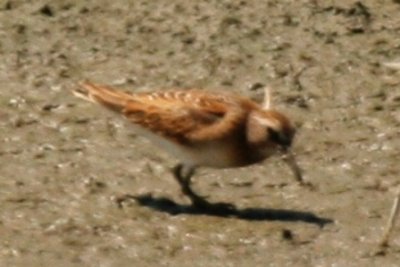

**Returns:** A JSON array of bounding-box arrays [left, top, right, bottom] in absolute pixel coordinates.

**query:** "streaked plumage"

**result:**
[[73, 81, 303, 208]]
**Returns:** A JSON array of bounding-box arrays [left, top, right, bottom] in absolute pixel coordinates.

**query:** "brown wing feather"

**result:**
[[74, 81, 253, 143], [73, 82, 134, 112]]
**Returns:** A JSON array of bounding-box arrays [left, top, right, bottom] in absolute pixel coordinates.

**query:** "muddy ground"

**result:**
[[1, 0, 400, 266]]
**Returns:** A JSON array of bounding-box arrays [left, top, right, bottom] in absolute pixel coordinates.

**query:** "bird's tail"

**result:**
[[73, 81, 134, 112]]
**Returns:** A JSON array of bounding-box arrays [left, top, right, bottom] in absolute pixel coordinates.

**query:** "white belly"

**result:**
[[129, 124, 236, 168]]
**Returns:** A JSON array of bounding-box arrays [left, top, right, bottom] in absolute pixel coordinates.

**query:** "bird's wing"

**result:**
[[73, 82, 252, 143]]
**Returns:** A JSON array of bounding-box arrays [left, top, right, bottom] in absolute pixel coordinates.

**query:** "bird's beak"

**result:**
[[282, 150, 303, 184]]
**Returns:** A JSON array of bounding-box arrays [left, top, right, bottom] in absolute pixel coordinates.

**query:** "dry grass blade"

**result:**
[[379, 186, 400, 247]]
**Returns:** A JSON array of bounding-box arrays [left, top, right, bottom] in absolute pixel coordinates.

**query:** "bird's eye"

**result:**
[[268, 128, 292, 147], [268, 128, 281, 142]]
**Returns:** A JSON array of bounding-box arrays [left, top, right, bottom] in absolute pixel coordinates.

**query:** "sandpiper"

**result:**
[[73, 81, 303, 208]]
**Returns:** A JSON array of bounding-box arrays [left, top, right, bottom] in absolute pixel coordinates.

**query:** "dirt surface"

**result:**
[[1, 0, 400, 266]]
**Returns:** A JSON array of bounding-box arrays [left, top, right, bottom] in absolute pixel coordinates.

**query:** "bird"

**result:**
[[72, 81, 304, 209]]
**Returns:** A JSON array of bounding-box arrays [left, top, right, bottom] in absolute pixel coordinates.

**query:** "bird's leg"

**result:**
[[172, 164, 210, 208]]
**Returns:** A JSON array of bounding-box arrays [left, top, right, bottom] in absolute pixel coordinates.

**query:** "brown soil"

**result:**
[[1, 0, 400, 266]]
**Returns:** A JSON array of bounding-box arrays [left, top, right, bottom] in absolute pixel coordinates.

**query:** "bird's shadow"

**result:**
[[124, 193, 333, 227]]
